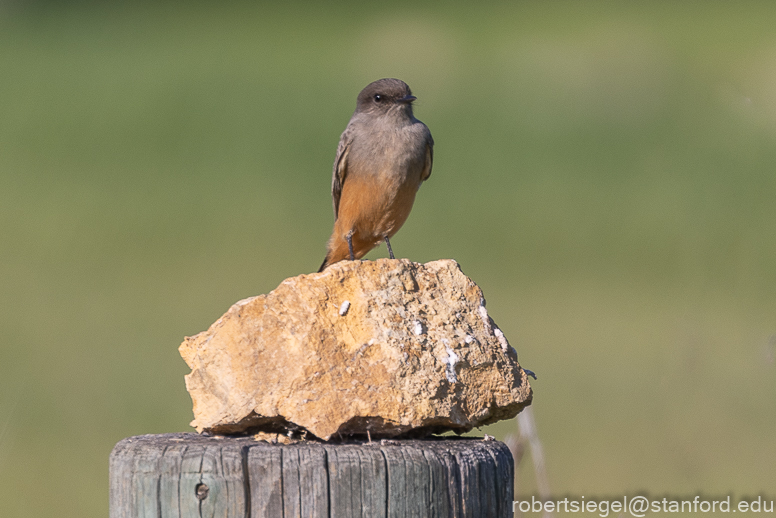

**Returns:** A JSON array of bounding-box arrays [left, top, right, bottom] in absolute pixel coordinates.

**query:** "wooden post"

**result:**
[[110, 433, 514, 518]]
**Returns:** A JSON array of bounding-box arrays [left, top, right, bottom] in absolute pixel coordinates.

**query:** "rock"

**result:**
[[179, 259, 532, 440], [252, 432, 299, 444]]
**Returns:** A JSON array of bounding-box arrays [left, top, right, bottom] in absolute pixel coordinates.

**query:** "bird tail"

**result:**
[[317, 254, 329, 273]]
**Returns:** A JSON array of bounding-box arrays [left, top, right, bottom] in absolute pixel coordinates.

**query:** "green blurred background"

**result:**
[[1, 1, 775, 515]]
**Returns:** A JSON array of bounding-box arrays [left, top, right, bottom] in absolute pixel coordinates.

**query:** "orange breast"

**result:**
[[328, 172, 419, 262]]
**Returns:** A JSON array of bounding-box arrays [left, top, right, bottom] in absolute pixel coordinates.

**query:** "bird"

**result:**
[[318, 78, 434, 272]]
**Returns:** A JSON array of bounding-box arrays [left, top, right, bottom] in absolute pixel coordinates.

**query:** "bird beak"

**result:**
[[398, 95, 417, 104]]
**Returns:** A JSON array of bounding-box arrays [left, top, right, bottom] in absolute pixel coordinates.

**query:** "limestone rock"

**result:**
[[179, 259, 532, 440]]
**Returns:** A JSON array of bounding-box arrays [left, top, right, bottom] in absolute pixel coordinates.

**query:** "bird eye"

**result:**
[[373, 94, 383, 102]]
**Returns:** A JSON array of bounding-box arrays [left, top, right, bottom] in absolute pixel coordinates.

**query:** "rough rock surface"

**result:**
[[179, 259, 532, 440]]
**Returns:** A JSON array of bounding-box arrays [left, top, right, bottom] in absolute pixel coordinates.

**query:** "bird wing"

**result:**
[[421, 133, 434, 182], [331, 126, 354, 220]]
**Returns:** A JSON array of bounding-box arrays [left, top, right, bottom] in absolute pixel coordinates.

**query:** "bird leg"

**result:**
[[384, 236, 395, 259], [346, 230, 355, 260]]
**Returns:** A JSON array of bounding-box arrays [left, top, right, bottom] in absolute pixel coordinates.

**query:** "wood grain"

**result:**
[[110, 433, 513, 518]]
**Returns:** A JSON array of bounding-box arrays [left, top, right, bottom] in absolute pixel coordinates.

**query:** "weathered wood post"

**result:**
[[110, 433, 514, 517], [110, 260, 532, 517]]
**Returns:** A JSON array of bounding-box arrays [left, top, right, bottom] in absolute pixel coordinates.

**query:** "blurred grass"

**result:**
[[1, 1, 775, 516]]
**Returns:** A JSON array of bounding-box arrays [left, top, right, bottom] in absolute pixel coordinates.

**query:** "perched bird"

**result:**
[[318, 78, 434, 272]]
